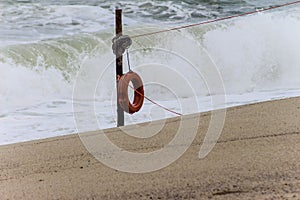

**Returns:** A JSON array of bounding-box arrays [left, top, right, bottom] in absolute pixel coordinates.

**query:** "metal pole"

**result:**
[[115, 9, 124, 127]]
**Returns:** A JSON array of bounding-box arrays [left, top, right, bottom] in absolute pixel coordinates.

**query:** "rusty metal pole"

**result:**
[[115, 9, 124, 127]]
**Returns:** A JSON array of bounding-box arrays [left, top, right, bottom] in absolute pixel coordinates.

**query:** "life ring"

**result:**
[[118, 71, 144, 114]]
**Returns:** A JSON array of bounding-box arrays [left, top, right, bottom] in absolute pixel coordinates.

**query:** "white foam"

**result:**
[[1, 8, 300, 145], [203, 10, 300, 94], [0, 62, 72, 112]]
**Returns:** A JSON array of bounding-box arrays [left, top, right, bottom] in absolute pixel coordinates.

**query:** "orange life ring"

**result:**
[[118, 71, 144, 114]]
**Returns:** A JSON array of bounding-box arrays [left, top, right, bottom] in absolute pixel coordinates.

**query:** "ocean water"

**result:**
[[1, 0, 300, 145]]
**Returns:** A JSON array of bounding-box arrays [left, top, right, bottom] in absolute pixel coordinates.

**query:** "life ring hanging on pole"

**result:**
[[118, 71, 144, 114]]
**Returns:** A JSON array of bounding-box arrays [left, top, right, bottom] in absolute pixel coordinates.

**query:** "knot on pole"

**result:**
[[112, 35, 132, 56]]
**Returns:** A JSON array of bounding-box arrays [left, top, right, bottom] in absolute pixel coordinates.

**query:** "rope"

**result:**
[[131, 0, 300, 39], [126, 49, 132, 71], [124, 50, 181, 116], [121, 0, 300, 116], [117, 74, 182, 116], [128, 84, 183, 116]]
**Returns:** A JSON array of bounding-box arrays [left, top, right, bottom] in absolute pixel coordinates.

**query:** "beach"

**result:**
[[0, 97, 299, 199], [1, 1, 300, 199]]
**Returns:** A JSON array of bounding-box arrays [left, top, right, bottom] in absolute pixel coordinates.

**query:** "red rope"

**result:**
[[128, 85, 183, 116], [124, 0, 300, 116], [131, 0, 300, 39]]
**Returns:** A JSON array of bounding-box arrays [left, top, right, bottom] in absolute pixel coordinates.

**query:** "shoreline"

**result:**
[[2, 96, 298, 148], [1, 97, 300, 199]]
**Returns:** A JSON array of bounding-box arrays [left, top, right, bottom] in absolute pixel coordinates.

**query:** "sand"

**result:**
[[0, 97, 300, 199]]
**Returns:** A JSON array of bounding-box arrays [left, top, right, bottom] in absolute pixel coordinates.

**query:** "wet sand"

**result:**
[[0, 97, 300, 199]]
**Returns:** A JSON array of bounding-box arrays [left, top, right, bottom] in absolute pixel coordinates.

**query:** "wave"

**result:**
[[2, 0, 291, 46], [1, 8, 300, 105], [1, 7, 300, 144]]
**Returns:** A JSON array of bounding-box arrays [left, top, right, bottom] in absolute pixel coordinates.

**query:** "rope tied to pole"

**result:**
[[113, 1, 300, 125], [129, 84, 183, 116], [112, 35, 132, 56], [118, 49, 183, 116]]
